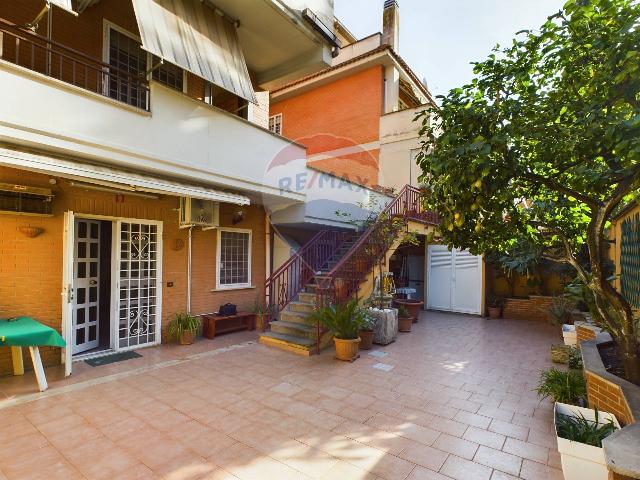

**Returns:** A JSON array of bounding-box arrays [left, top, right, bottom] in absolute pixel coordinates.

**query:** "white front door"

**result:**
[[116, 221, 162, 349], [72, 219, 101, 354], [427, 245, 482, 315]]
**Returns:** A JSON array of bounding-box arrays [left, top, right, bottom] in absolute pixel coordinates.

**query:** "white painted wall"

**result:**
[[379, 105, 426, 190], [266, 157, 392, 228], [0, 62, 306, 202], [332, 34, 382, 66]]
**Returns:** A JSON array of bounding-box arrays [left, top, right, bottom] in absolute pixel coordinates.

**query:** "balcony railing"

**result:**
[[0, 18, 149, 110]]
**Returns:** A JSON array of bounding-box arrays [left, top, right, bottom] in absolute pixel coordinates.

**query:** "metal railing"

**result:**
[[315, 185, 438, 315], [0, 18, 150, 110], [265, 230, 352, 328]]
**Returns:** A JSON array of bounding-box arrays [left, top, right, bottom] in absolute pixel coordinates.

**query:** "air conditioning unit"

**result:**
[[179, 197, 219, 229], [0, 182, 53, 216]]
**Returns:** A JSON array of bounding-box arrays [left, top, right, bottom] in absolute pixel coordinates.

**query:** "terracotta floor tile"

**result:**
[[398, 440, 449, 471], [0, 315, 562, 480], [440, 455, 493, 480], [519, 459, 564, 480], [473, 446, 522, 477], [433, 433, 479, 460], [463, 426, 506, 450], [502, 438, 548, 465], [406, 466, 454, 480]]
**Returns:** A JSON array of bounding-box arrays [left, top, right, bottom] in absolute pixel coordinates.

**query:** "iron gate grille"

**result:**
[[621, 213, 640, 308]]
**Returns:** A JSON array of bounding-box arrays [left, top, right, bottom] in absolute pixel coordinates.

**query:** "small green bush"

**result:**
[[556, 408, 617, 447], [167, 312, 200, 340], [567, 346, 583, 370], [308, 300, 366, 340], [536, 368, 586, 404]]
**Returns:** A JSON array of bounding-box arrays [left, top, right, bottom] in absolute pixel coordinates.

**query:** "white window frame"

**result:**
[[216, 227, 252, 290], [269, 113, 283, 135]]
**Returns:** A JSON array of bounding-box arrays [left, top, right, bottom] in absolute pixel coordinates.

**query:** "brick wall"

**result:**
[[0, 166, 266, 375], [577, 324, 598, 343], [585, 370, 634, 426], [270, 66, 384, 188], [502, 296, 554, 322]]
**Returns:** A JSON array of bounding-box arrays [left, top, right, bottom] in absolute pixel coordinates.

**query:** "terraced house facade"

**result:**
[[0, 0, 338, 375]]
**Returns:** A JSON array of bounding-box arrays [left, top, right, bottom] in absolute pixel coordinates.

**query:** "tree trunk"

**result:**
[[619, 334, 640, 384]]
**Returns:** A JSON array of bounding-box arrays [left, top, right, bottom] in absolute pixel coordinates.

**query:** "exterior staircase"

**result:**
[[259, 185, 438, 356], [259, 237, 358, 355]]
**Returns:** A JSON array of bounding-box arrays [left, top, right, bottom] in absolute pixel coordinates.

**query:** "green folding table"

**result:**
[[0, 317, 66, 392]]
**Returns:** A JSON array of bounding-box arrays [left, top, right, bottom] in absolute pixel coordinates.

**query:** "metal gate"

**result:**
[[117, 221, 161, 348], [427, 245, 482, 315]]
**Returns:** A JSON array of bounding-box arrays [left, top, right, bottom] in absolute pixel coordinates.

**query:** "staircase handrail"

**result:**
[[264, 229, 351, 326], [317, 185, 438, 306]]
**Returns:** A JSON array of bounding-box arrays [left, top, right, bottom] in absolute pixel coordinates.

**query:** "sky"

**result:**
[[334, 0, 566, 98]]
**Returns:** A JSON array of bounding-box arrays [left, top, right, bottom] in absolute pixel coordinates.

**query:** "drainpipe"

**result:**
[[187, 226, 193, 313]]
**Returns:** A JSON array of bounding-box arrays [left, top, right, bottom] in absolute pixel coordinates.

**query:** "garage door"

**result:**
[[427, 245, 482, 314]]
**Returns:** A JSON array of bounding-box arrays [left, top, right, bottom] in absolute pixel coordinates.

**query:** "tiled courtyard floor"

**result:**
[[0, 312, 564, 480]]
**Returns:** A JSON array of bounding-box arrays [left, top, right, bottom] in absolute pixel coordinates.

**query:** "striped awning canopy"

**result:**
[[48, 0, 76, 14], [131, 0, 257, 103]]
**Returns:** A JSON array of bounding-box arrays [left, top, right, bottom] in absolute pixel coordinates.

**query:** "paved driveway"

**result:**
[[0, 312, 563, 480]]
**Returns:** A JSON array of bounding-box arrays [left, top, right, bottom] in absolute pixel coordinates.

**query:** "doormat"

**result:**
[[85, 351, 142, 367]]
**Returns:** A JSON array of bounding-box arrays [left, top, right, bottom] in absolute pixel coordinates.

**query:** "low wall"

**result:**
[[581, 340, 640, 479], [502, 296, 554, 321]]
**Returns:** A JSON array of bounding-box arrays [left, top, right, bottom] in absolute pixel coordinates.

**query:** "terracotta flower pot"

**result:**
[[395, 300, 423, 320], [398, 317, 413, 332], [487, 307, 502, 319], [179, 329, 197, 345], [358, 330, 374, 350], [334, 337, 360, 361]]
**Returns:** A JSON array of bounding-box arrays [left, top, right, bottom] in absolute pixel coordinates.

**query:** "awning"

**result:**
[[0, 147, 250, 205], [48, 0, 76, 14], [131, 0, 257, 104]]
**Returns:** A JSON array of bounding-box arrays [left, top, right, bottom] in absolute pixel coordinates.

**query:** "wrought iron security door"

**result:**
[[117, 221, 160, 348]]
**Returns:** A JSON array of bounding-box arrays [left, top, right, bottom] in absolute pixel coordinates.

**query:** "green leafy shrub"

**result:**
[[397, 305, 410, 318], [167, 312, 200, 340], [308, 300, 366, 340], [536, 368, 586, 404], [556, 409, 617, 447], [567, 346, 583, 370], [359, 309, 377, 332]]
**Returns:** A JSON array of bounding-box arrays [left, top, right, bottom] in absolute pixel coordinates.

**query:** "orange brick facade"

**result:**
[[502, 296, 554, 322], [585, 370, 634, 426], [269, 66, 384, 188], [0, 166, 266, 376]]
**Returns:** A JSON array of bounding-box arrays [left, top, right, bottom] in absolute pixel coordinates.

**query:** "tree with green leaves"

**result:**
[[416, 0, 640, 382]]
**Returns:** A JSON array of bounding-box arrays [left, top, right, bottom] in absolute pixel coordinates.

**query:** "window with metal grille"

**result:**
[[269, 114, 282, 135], [217, 229, 251, 288], [108, 28, 148, 109], [151, 55, 184, 92], [621, 213, 640, 308]]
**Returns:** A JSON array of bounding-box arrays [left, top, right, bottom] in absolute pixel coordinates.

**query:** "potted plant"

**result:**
[[308, 299, 366, 362], [253, 296, 272, 332], [554, 403, 620, 480], [168, 312, 200, 345], [397, 305, 413, 332], [486, 293, 504, 318], [358, 310, 376, 350], [394, 299, 423, 322], [548, 295, 577, 326], [536, 367, 586, 405]]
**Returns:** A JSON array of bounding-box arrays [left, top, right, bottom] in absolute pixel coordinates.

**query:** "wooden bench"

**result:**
[[201, 312, 255, 339]]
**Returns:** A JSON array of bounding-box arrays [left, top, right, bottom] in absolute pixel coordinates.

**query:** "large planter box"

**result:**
[[369, 308, 398, 345], [555, 402, 620, 480]]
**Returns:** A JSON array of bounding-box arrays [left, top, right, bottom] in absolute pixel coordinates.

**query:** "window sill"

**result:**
[[211, 285, 256, 292]]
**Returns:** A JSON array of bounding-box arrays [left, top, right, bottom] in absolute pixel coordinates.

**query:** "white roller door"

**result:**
[[427, 245, 482, 314]]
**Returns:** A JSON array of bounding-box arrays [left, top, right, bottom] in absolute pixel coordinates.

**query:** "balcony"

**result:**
[[0, 25, 306, 202]]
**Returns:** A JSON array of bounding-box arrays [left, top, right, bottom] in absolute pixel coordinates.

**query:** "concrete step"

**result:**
[[258, 331, 315, 356], [288, 301, 314, 313], [270, 320, 317, 339], [297, 292, 316, 304], [280, 310, 312, 325]]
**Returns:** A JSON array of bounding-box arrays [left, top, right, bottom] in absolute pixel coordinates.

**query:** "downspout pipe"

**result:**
[[187, 226, 193, 313]]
